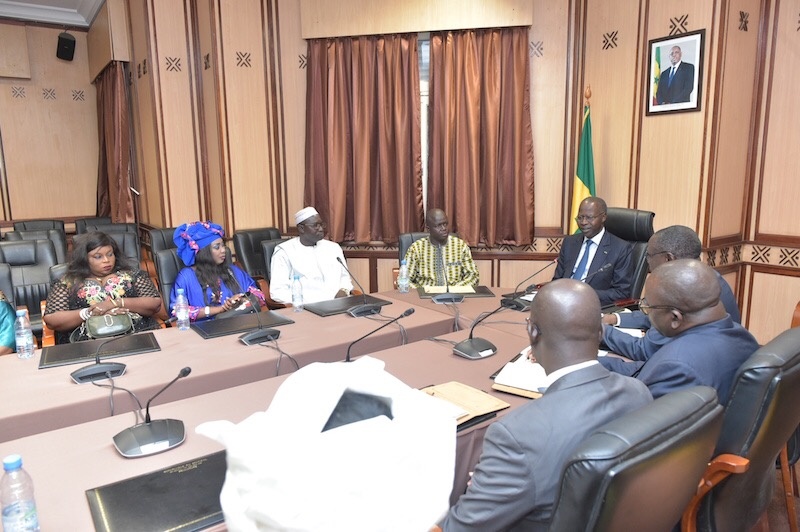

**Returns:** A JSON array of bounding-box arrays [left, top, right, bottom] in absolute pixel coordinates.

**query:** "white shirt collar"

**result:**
[[585, 227, 605, 246], [544, 360, 599, 389]]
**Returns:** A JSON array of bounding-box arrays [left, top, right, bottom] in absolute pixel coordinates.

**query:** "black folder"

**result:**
[[190, 311, 294, 339], [38, 332, 160, 370], [303, 294, 392, 317], [86, 451, 226, 531]]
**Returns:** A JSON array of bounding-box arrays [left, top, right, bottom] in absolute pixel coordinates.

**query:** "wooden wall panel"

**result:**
[[582, 0, 642, 209], [747, 269, 800, 344], [87, 0, 131, 81], [755, 0, 800, 238], [707, 0, 760, 241], [530, 0, 570, 230], [636, 1, 715, 231], [0, 25, 97, 220], [499, 259, 556, 289], [0, 24, 31, 79], [300, 0, 533, 38]]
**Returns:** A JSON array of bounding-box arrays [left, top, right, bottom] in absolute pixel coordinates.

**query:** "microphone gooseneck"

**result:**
[[345, 308, 415, 362], [468, 305, 506, 340], [336, 256, 382, 317], [145, 367, 192, 423], [336, 256, 367, 305], [582, 263, 612, 284], [452, 305, 504, 360], [501, 259, 558, 308]]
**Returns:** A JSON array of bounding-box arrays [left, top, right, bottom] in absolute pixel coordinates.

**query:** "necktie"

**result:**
[[669, 66, 676, 86], [572, 240, 593, 281]]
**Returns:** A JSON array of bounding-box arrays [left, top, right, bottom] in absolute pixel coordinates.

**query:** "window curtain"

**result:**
[[305, 34, 423, 243], [95, 61, 134, 222], [428, 27, 534, 246]]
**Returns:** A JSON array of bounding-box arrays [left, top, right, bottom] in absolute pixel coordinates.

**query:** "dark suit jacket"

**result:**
[[553, 230, 633, 306], [600, 315, 759, 404], [656, 62, 695, 104], [442, 364, 652, 532]]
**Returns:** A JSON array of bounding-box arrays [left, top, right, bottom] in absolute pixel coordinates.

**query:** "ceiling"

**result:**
[[0, 0, 105, 28]]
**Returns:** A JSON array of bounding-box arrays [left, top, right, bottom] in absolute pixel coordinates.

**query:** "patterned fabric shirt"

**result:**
[[404, 235, 479, 288]]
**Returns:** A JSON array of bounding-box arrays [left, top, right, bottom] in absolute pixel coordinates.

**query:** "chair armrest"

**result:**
[[256, 278, 288, 310], [38, 302, 55, 347], [392, 267, 400, 289], [681, 454, 750, 532]]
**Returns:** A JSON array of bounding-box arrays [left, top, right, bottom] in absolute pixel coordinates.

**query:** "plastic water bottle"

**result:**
[[174, 288, 190, 330], [398, 259, 410, 293], [1, 454, 40, 531], [291, 275, 303, 312], [13, 310, 34, 360]]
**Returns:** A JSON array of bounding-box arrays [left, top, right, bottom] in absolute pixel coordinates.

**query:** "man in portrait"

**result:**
[[656, 45, 695, 104]]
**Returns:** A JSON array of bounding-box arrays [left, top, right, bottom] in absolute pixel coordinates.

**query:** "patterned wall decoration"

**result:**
[[236, 52, 252, 68], [11, 87, 24, 99], [669, 14, 689, 35], [602, 31, 618, 50], [529, 40, 543, 57], [298, 54, 307, 69], [71, 90, 85, 102], [739, 11, 749, 31], [165, 57, 181, 72], [42, 88, 55, 100], [204, 53, 211, 70]]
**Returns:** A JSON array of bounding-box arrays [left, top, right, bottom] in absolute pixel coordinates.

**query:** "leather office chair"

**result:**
[[148, 227, 178, 256], [0, 263, 15, 308], [84, 222, 137, 235], [232, 227, 282, 279], [5, 229, 67, 264], [13, 219, 65, 234], [682, 326, 800, 532], [154, 248, 185, 315], [398, 232, 429, 262], [0, 240, 58, 339], [104, 231, 141, 265], [549, 386, 722, 532], [74, 216, 111, 234], [603, 207, 655, 301]]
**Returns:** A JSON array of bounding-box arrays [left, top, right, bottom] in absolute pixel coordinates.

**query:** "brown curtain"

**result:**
[[428, 27, 534, 246], [95, 61, 134, 222], [305, 34, 423, 243]]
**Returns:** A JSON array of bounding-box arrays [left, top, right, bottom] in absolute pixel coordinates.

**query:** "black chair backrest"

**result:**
[[49, 263, 68, 283], [233, 228, 282, 279], [5, 229, 67, 264], [154, 248, 186, 313], [604, 207, 655, 300], [0, 240, 58, 330], [550, 386, 723, 532], [0, 263, 15, 308], [75, 217, 111, 234], [398, 232, 430, 262], [148, 227, 178, 256], [13, 220, 65, 234], [85, 222, 137, 235], [260, 238, 285, 282], [695, 327, 800, 531], [106, 232, 141, 264]]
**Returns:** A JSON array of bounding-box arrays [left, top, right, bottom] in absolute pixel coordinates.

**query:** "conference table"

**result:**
[[0, 298, 454, 442], [0, 325, 533, 529]]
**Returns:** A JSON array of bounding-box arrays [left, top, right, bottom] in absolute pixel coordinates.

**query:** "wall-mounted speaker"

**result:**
[[56, 32, 75, 61]]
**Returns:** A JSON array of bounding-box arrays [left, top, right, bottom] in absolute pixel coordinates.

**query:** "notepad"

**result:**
[[421, 381, 509, 427], [492, 352, 548, 398]]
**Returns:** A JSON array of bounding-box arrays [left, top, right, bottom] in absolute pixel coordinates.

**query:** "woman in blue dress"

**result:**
[[171, 221, 266, 321]]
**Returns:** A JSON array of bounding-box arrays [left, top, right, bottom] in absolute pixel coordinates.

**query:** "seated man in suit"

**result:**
[[553, 197, 633, 306], [269, 207, 354, 305], [442, 279, 652, 531], [602, 225, 741, 359], [600, 260, 759, 403], [404, 208, 479, 288]]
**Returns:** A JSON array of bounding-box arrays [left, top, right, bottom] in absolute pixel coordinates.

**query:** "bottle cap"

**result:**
[[177, 288, 185, 294], [401, 259, 407, 265], [15, 309, 26, 318], [3, 454, 22, 472]]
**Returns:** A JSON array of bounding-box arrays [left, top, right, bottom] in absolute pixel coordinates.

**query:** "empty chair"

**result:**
[[74, 216, 111, 234], [682, 327, 800, 531], [0, 240, 58, 336], [549, 386, 722, 532], [5, 229, 67, 264], [603, 207, 655, 301], [148, 227, 178, 256], [13, 219, 65, 234], [232, 227, 282, 279]]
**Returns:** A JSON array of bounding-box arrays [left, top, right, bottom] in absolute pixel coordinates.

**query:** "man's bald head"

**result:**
[[528, 279, 602, 373], [643, 259, 725, 337]]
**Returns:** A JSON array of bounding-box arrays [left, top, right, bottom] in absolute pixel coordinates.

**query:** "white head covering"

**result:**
[[295, 206, 319, 225]]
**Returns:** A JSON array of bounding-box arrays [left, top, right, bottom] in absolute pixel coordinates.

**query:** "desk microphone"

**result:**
[[582, 263, 612, 284], [452, 306, 504, 360], [500, 259, 558, 310], [113, 367, 192, 458], [336, 257, 381, 317], [70, 333, 133, 384], [432, 252, 465, 304], [345, 308, 414, 362], [239, 289, 280, 345]]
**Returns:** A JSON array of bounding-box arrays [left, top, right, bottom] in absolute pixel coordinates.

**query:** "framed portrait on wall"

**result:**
[[646, 29, 705, 115]]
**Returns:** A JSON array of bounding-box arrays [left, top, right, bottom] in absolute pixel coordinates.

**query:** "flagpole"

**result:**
[[569, 85, 597, 234]]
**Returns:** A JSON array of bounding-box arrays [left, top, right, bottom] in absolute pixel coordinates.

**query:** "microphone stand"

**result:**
[[345, 308, 415, 362], [113, 367, 192, 458], [239, 290, 280, 345], [500, 259, 558, 311], [452, 306, 506, 360], [336, 257, 381, 317], [70, 333, 132, 384]]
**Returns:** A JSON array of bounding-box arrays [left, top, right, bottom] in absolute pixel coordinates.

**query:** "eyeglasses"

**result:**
[[301, 221, 327, 230], [637, 298, 677, 315], [574, 213, 606, 223]]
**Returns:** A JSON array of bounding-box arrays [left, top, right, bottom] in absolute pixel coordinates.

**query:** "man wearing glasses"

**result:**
[[269, 206, 354, 304], [602, 225, 741, 360], [599, 259, 758, 403], [404, 208, 479, 288], [553, 197, 633, 306]]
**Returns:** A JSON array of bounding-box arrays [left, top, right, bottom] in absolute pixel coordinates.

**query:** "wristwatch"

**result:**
[[204, 306, 210, 317]]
